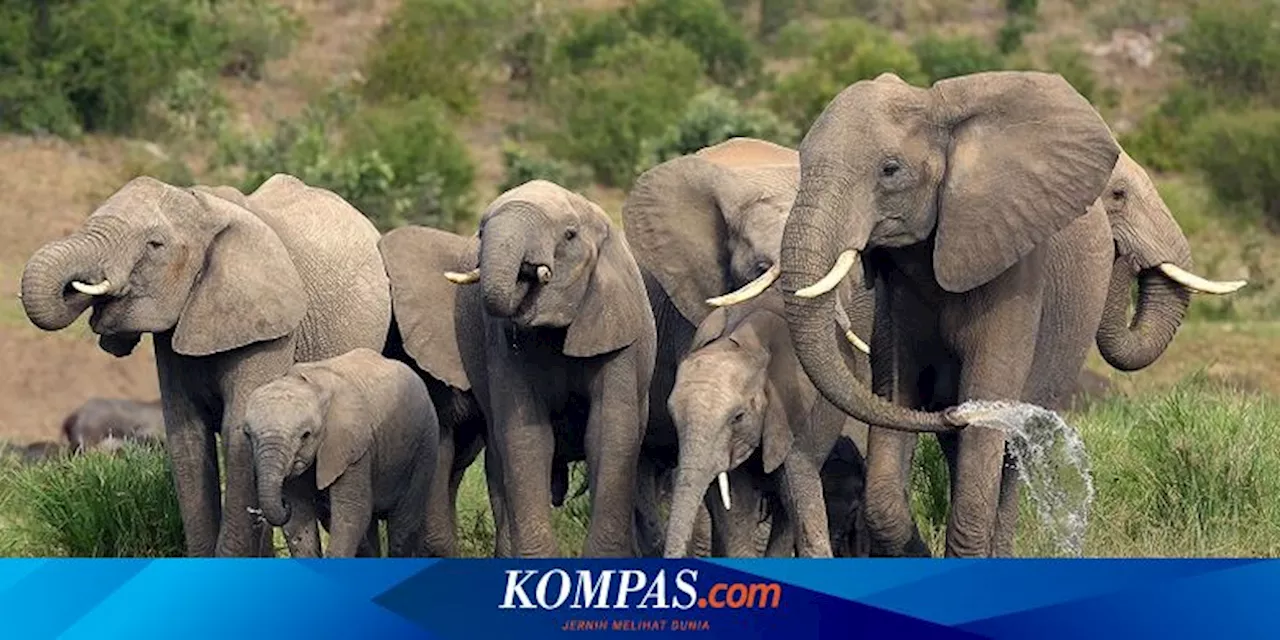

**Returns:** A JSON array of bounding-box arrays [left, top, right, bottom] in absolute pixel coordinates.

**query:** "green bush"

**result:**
[[1173, 0, 1280, 105], [1120, 85, 1214, 173], [361, 0, 519, 115], [208, 0, 306, 81], [1043, 41, 1114, 108], [500, 142, 593, 193], [543, 34, 703, 187], [0, 443, 184, 557], [0, 0, 299, 136], [216, 91, 477, 232], [1185, 108, 1280, 226], [770, 19, 926, 130], [997, 14, 1037, 55], [636, 88, 798, 172], [554, 0, 760, 89], [911, 34, 1006, 83]]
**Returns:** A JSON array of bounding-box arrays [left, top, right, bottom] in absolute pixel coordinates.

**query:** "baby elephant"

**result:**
[[243, 348, 441, 558]]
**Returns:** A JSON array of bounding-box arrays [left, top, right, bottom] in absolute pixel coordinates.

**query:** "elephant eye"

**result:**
[[881, 160, 901, 178], [753, 260, 771, 278], [1111, 188, 1126, 201], [300, 429, 312, 441], [146, 239, 165, 250], [564, 228, 578, 241], [730, 410, 746, 424]]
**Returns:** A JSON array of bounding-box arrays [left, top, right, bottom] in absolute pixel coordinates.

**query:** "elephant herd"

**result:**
[[17, 70, 1245, 558]]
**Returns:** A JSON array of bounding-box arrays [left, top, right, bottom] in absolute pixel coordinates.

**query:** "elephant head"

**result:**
[[243, 366, 370, 526], [663, 296, 799, 557], [445, 180, 649, 358], [20, 177, 307, 358], [756, 71, 1124, 432], [1095, 151, 1246, 371], [622, 138, 800, 325]]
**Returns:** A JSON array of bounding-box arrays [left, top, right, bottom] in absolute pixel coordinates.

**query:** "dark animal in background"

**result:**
[[1, 441, 68, 464], [61, 397, 165, 451]]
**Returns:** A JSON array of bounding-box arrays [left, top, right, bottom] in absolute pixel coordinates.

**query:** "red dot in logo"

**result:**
[[698, 598, 707, 608]]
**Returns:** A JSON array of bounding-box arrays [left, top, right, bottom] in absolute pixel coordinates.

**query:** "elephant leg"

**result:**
[[323, 463, 375, 558], [356, 523, 381, 558], [422, 424, 459, 557], [632, 455, 665, 557], [154, 368, 221, 556], [387, 456, 435, 557], [690, 504, 713, 558], [777, 455, 833, 558], [764, 496, 796, 558], [943, 278, 1040, 558], [990, 452, 1020, 557], [705, 468, 764, 557], [581, 357, 644, 558], [864, 364, 929, 555], [281, 477, 320, 558], [484, 445, 513, 557]]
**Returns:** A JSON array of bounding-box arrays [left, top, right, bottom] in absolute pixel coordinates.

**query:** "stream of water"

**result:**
[[950, 400, 1094, 557]]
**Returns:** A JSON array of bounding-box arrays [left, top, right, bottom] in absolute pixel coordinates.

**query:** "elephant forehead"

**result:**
[[247, 378, 316, 413], [485, 180, 573, 217], [678, 343, 760, 386], [95, 177, 184, 222]]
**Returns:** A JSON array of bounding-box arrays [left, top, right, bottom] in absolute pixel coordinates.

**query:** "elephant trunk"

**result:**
[[20, 234, 108, 331], [253, 435, 293, 527], [780, 182, 956, 434], [1095, 259, 1191, 371], [664, 464, 721, 558], [479, 206, 549, 318]]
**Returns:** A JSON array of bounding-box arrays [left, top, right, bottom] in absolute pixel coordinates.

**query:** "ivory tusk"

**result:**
[[71, 280, 112, 296], [845, 329, 871, 355], [443, 268, 480, 285], [706, 264, 780, 307], [1158, 263, 1246, 295], [536, 265, 552, 284], [795, 250, 856, 298], [717, 472, 731, 511]]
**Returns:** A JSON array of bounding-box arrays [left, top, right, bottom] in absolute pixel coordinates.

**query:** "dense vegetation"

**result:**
[[0, 0, 1277, 557]]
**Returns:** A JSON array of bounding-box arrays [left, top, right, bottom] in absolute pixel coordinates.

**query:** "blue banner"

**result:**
[[0, 559, 1274, 639]]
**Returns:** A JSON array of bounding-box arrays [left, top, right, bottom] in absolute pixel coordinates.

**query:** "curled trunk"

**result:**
[[20, 236, 103, 331], [479, 210, 537, 318], [1095, 260, 1191, 371], [254, 437, 292, 527]]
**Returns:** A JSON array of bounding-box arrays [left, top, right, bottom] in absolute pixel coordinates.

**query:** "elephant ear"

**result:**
[[623, 155, 733, 325], [172, 190, 307, 357], [307, 371, 374, 491], [378, 226, 477, 391], [564, 195, 653, 358], [932, 71, 1121, 293]]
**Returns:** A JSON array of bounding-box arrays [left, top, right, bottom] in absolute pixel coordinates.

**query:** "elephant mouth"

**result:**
[[87, 296, 126, 332]]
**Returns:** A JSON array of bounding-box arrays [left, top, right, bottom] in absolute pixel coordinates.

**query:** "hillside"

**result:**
[[0, 0, 1276, 445]]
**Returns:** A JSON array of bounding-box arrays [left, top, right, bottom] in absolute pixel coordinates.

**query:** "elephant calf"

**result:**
[[243, 348, 441, 558], [61, 397, 164, 452]]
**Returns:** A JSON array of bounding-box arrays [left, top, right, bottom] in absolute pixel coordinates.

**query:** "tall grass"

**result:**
[[0, 443, 184, 557]]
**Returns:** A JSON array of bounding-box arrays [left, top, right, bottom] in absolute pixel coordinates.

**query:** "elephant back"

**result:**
[[242, 174, 393, 362]]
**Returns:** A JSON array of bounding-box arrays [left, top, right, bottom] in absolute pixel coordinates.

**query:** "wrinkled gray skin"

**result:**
[[664, 289, 864, 557], [624, 138, 881, 556], [776, 71, 1125, 558], [821, 433, 871, 557], [391, 181, 656, 557], [62, 397, 164, 451], [243, 348, 439, 558], [19, 175, 392, 556]]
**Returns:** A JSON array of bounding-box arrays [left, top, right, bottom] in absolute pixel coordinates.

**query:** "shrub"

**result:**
[[911, 34, 1006, 83], [554, 0, 761, 89], [1185, 108, 1280, 226], [636, 88, 798, 172], [997, 14, 1037, 55], [1043, 41, 1114, 108], [208, 0, 306, 81], [0, 443, 184, 557], [1173, 0, 1280, 105], [1119, 85, 1214, 172], [216, 91, 477, 232], [0, 0, 299, 136], [361, 0, 519, 115], [500, 142, 593, 193], [543, 34, 703, 187], [770, 19, 926, 130]]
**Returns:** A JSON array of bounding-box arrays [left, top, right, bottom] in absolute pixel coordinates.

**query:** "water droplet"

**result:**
[[950, 400, 1094, 557]]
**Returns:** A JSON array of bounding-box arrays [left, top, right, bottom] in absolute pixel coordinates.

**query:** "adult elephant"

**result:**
[[441, 180, 656, 557], [622, 137, 876, 556], [19, 175, 392, 557], [739, 70, 1244, 557]]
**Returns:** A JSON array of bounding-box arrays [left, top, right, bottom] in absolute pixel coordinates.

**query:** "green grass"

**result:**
[[911, 373, 1280, 557], [0, 441, 184, 557]]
